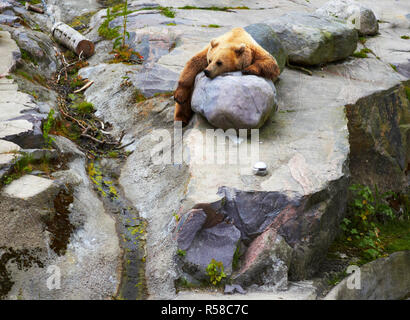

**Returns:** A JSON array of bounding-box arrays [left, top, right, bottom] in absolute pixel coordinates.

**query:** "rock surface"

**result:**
[[316, 0, 379, 36], [266, 12, 358, 65], [191, 72, 277, 129], [2, 174, 56, 200], [325, 251, 410, 300]]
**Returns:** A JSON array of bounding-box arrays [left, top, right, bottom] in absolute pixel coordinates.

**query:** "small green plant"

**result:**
[[176, 249, 186, 257], [340, 184, 397, 261], [109, 0, 144, 64], [160, 7, 175, 18], [134, 89, 146, 103], [72, 101, 94, 114], [405, 86, 410, 102], [358, 36, 367, 45], [401, 35, 410, 40], [390, 64, 398, 72], [1, 153, 34, 185], [202, 24, 221, 28], [43, 109, 56, 147], [173, 212, 180, 222], [107, 151, 119, 158], [352, 48, 372, 58], [232, 242, 242, 270], [98, 7, 120, 40], [206, 259, 226, 286]]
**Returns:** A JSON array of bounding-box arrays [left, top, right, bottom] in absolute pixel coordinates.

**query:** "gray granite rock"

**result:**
[[316, 0, 379, 36], [244, 23, 287, 73], [266, 12, 358, 65], [191, 72, 277, 129]]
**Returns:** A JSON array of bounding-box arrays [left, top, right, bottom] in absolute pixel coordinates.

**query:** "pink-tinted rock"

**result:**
[[232, 227, 292, 290]]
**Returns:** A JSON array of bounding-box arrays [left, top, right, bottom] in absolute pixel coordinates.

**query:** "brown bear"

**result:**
[[174, 27, 280, 125]]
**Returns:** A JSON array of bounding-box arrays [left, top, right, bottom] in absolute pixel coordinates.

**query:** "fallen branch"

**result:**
[[74, 80, 94, 93], [25, 2, 44, 14]]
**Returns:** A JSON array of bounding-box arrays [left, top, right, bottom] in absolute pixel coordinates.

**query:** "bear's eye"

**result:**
[[216, 61, 223, 66]]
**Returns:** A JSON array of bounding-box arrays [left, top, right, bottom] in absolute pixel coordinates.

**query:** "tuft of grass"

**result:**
[[202, 24, 221, 28], [20, 49, 38, 66], [134, 89, 146, 103], [98, 8, 121, 40], [107, 151, 119, 158], [358, 36, 367, 45], [72, 101, 94, 114], [352, 48, 372, 58], [179, 6, 249, 11], [401, 35, 410, 40], [390, 64, 398, 72], [160, 7, 175, 18], [405, 86, 410, 101], [166, 22, 176, 26]]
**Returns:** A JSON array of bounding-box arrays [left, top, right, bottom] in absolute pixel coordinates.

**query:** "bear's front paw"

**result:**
[[174, 86, 191, 105], [241, 66, 260, 76]]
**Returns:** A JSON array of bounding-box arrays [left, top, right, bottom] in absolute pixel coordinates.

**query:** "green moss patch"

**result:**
[[352, 48, 372, 58]]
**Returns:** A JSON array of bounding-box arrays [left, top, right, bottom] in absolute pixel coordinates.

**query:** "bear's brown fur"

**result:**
[[174, 27, 280, 125]]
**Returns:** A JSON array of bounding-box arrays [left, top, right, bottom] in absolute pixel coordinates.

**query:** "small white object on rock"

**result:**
[[3, 175, 55, 200], [191, 72, 277, 130], [253, 161, 268, 176], [316, 0, 379, 35]]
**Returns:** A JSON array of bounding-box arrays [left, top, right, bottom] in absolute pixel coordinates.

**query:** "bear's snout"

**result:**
[[204, 69, 211, 78]]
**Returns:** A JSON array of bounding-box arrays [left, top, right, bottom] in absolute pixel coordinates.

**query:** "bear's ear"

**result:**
[[234, 43, 246, 55], [210, 39, 219, 48]]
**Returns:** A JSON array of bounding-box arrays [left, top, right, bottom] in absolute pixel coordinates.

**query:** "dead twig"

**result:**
[[74, 80, 94, 93]]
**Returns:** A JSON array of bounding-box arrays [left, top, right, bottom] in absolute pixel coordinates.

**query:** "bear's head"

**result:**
[[204, 40, 253, 79]]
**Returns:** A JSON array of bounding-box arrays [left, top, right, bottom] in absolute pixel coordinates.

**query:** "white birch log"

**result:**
[[52, 22, 95, 58]]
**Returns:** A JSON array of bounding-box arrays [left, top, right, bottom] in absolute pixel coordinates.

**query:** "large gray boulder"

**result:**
[[266, 12, 358, 65], [244, 23, 287, 73], [316, 0, 379, 36], [191, 72, 277, 130]]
